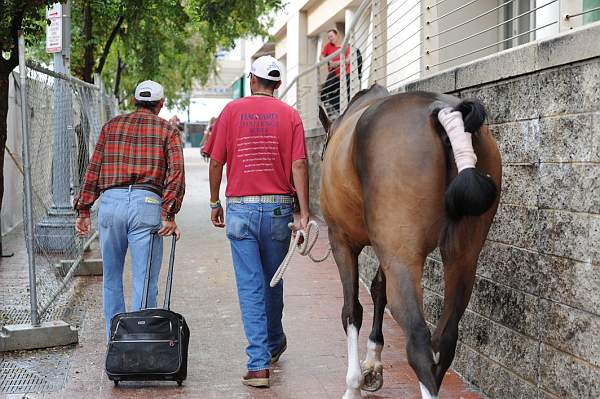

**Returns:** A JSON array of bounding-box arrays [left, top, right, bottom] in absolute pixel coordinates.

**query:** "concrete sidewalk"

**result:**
[[23, 150, 482, 399]]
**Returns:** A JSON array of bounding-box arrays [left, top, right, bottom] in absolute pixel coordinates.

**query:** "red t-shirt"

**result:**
[[210, 96, 307, 197], [321, 42, 351, 77]]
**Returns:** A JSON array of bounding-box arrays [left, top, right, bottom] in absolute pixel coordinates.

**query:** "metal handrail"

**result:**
[[278, 0, 372, 100]]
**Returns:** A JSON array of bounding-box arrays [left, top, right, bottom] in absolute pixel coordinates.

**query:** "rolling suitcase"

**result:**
[[105, 232, 190, 386]]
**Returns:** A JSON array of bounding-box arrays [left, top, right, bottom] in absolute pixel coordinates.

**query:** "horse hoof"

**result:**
[[361, 367, 383, 392]]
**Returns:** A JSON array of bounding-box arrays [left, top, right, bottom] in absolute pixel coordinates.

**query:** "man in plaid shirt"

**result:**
[[74, 80, 185, 336]]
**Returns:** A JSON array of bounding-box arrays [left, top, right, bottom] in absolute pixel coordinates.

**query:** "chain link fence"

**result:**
[[1, 61, 117, 329]]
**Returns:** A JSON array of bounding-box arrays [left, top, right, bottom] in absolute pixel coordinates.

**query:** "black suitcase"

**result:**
[[105, 232, 190, 386]]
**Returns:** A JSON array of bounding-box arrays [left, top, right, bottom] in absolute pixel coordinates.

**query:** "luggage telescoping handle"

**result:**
[[163, 232, 176, 310], [141, 231, 177, 310]]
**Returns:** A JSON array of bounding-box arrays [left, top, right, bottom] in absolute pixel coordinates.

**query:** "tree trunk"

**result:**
[[96, 15, 124, 76], [114, 55, 124, 99], [0, 74, 10, 232], [82, 0, 94, 83]]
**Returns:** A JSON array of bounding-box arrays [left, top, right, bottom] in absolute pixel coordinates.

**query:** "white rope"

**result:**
[[269, 220, 332, 287]]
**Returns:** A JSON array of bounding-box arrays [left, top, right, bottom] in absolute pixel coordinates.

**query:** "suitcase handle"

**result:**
[[141, 231, 177, 310]]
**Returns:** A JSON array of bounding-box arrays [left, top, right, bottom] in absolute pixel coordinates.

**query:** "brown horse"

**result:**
[[318, 85, 501, 399]]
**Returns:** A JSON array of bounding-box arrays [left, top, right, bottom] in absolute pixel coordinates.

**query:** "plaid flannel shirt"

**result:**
[[74, 108, 185, 220]]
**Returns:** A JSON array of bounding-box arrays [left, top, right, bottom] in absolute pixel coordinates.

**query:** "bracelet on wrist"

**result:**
[[209, 199, 222, 209]]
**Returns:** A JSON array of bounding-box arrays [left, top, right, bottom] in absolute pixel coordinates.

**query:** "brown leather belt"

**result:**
[[107, 184, 162, 197]]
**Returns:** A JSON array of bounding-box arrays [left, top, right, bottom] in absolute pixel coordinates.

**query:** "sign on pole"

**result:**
[[46, 4, 62, 53]]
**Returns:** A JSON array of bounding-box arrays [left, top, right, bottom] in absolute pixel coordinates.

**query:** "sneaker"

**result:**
[[270, 336, 287, 364], [242, 369, 270, 388]]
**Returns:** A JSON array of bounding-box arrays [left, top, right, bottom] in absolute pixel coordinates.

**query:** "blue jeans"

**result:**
[[98, 188, 163, 337], [226, 201, 293, 371]]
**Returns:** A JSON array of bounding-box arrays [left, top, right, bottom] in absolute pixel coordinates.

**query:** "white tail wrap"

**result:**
[[437, 107, 477, 173], [269, 220, 331, 287]]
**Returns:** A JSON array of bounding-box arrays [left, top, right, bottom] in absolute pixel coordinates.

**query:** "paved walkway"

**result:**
[[13, 150, 482, 399]]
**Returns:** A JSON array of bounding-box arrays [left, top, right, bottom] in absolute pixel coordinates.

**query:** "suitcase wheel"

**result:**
[[177, 380, 183, 386], [113, 380, 119, 387]]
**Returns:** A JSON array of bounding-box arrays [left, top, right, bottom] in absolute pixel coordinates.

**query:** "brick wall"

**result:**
[[307, 24, 600, 398]]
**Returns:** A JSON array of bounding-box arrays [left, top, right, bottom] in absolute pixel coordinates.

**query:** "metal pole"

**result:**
[[422, 1, 440, 76], [98, 74, 107, 125], [62, 0, 71, 70], [340, 47, 347, 112], [370, 0, 388, 86], [560, 0, 583, 31], [51, 0, 71, 209], [18, 32, 40, 327], [37, 0, 76, 253]]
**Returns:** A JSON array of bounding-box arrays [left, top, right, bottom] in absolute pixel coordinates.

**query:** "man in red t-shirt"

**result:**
[[209, 56, 310, 388], [320, 29, 351, 113], [321, 29, 352, 77]]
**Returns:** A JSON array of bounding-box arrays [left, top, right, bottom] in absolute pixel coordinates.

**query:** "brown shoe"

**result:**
[[242, 369, 270, 388], [270, 336, 287, 364]]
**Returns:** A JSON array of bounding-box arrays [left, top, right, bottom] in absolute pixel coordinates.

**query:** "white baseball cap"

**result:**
[[134, 80, 164, 101], [250, 56, 282, 81]]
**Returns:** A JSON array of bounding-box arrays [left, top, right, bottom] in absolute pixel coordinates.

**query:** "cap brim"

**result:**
[[249, 72, 281, 81], [134, 95, 163, 101]]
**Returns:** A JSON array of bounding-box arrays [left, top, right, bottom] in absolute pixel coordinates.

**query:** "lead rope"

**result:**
[[269, 220, 332, 287]]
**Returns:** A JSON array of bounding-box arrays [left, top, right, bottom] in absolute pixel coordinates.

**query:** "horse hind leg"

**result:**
[[382, 252, 439, 399], [431, 237, 483, 390], [361, 266, 386, 392], [329, 232, 364, 399]]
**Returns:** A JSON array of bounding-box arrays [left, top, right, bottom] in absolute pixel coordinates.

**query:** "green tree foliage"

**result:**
[[97, 0, 208, 109], [62, 0, 283, 108], [108, 0, 283, 108], [23, 0, 284, 107], [188, 0, 282, 49]]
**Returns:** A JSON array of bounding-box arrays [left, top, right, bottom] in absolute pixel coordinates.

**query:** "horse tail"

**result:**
[[431, 99, 498, 256]]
